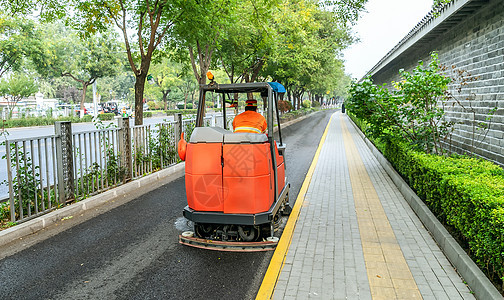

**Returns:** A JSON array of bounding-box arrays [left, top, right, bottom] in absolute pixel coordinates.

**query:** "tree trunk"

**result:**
[[250, 58, 264, 82], [162, 91, 168, 111], [244, 74, 253, 100], [191, 90, 196, 108], [286, 89, 292, 110], [80, 83, 89, 118], [134, 73, 147, 125], [6, 96, 21, 119]]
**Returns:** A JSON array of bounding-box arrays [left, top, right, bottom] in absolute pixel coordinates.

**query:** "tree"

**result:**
[[0, 0, 66, 21], [266, 0, 326, 108], [346, 54, 455, 155], [37, 76, 82, 103], [170, 0, 238, 85], [70, 0, 186, 125], [263, 0, 358, 109], [34, 23, 122, 116], [145, 59, 189, 110], [320, 0, 368, 25], [99, 71, 136, 103], [0, 72, 38, 119], [0, 15, 42, 79], [176, 69, 199, 109], [216, 0, 277, 84]]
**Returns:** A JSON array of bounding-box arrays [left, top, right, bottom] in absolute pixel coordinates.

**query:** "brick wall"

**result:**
[[370, 0, 504, 166]]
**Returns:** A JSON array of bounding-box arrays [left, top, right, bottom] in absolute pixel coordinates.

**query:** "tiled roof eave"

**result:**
[[364, 0, 488, 80]]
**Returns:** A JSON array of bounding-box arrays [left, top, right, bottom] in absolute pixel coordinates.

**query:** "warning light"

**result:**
[[206, 71, 214, 81]]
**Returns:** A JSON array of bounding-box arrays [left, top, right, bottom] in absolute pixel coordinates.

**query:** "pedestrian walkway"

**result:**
[[258, 112, 475, 300]]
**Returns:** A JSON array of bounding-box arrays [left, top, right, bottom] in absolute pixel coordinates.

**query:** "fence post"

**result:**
[[5, 140, 16, 222], [118, 117, 132, 182], [175, 113, 182, 145], [55, 121, 74, 203]]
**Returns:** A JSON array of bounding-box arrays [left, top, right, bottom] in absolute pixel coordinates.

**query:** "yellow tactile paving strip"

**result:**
[[341, 116, 422, 300], [255, 113, 333, 300]]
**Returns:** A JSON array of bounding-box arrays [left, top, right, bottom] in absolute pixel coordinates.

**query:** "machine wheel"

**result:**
[[194, 223, 213, 238], [281, 193, 292, 216], [282, 204, 292, 216], [273, 213, 282, 230], [237, 225, 258, 242]]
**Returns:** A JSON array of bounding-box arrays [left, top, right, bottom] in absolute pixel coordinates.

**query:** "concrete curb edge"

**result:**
[[274, 110, 322, 133], [348, 116, 502, 300]]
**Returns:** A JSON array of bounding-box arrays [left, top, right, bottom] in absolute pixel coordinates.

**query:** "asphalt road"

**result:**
[[0, 110, 335, 300]]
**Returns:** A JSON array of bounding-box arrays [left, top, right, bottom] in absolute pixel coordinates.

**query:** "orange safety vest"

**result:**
[[232, 111, 267, 134]]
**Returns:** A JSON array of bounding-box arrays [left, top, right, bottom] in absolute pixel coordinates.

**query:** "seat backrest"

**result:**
[[189, 127, 231, 143], [224, 132, 268, 144]]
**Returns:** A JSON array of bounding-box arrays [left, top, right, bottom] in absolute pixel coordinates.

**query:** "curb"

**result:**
[[276, 110, 322, 131], [0, 163, 185, 246], [348, 116, 502, 300]]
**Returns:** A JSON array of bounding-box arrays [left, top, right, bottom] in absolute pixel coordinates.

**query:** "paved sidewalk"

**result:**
[[271, 112, 475, 300]]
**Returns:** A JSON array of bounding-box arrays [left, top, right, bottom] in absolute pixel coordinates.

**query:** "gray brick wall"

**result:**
[[370, 0, 504, 166]]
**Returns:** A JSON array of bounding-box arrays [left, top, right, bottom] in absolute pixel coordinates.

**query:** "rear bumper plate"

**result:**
[[179, 235, 277, 252]]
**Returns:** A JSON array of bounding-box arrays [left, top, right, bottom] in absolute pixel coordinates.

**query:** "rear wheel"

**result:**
[[273, 213, 282, 230], [194, 223, 213, 238], [237, 225, 259, 242], [281, 194, 292, 216]]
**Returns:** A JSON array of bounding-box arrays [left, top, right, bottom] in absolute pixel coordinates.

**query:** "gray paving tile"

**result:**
[[272, 289, 285, 299]]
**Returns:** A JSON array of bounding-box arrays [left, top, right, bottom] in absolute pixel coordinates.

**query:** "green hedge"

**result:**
[[97, 113, 115, 121], [354, 114, 504, 289], [280, 108, 316, 122], [3, 115, 88, 128], [165, 109, 197, 115]]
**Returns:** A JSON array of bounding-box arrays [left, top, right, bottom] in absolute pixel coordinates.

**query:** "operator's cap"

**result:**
[[245, 99, 257, 107]]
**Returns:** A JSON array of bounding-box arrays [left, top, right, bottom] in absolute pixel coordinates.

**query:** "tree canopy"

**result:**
[[68, 0, 188, 124], [0, 72, 38, 118], [0, 15, 42, 79], [34, 22, 123, 112], [1, 0, 368, 121]]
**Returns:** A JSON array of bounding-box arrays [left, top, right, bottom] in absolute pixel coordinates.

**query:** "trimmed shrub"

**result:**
[[98, 113, 115, 121], [82, 115, 93, 122], [280, 108, 315, 122], [165, 109, 197, 116], [278, 100, 293, 113], [3, 115, 88, 128], [302, 100, 311, 108], [378, 132, 504, 290]]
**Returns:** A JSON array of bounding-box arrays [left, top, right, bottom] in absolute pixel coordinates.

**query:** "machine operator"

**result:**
[[232, 99, 267, 134]]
